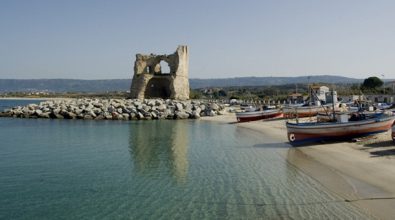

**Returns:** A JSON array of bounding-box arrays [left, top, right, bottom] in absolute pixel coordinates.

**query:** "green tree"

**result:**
[[361, 76, 383, 91], [218, 89, 227, 97], [189, 89, 202, 99]]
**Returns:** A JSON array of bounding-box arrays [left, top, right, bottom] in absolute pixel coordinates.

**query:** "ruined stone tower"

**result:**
[[129, 45, 190, 100]]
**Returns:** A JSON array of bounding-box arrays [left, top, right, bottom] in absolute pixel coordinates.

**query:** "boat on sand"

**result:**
[[392, 123, 395, 142], [283, 105, 323, 118], [236, 109, 283, 122], [286, 112, 395, 145]]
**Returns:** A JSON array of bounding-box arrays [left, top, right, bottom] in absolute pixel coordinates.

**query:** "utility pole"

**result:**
[[382, 74, 385, 95], [332, 87, 336, 122], [307, 76, 311, 105]]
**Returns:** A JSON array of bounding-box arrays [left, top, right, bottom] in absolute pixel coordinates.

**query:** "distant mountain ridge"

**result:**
[[0, 75, 364, 92], [190, 75, 362, 88], [0, 79, 132, 93]]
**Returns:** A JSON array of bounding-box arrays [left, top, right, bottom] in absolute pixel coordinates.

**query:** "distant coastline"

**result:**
[[0, 97, 68, 100]]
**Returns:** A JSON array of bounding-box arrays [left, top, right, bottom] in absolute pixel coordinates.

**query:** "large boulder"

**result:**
[[157, 104, 167, 111], [175, 103, 184, 111], [176, 111, 189, 119], [210, 103, 219, 111]]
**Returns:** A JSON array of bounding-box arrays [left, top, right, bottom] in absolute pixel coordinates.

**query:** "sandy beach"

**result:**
[[202, 113, 395, 220]]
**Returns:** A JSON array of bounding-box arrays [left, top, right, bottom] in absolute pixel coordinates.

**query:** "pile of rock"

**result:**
[[0, 98, 227, 120]]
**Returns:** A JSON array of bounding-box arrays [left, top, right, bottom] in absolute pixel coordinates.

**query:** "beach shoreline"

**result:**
[[202, 113, 395, 220]]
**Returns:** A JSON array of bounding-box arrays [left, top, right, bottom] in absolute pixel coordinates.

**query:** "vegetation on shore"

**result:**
[[0, 91, 129, 99], [1, 77, 392, 102]]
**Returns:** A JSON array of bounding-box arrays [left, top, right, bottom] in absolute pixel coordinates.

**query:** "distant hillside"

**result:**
[[0, 79, 132, 93], [190, 75, 363, 88], [0, 75, 364, 92]]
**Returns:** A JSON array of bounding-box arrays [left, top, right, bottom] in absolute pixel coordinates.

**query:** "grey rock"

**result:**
[[35, 109, 43, 115], [122, 113, 130, 120], [130, 113, 137, 120], [210, 103, 219, 110], [157, 104, 167, 111], [175, 103, 184, 111], [95, 115, 105, 120], [137, 112, 144, 119], [192, 111, 201, 119], [155, 99, 163, 106], [151, 111, 158, 119], [83, 115, 93, 120], [39, 112, 51, 118], [176, 111, 189, 119], [147, 100, 156, 107]]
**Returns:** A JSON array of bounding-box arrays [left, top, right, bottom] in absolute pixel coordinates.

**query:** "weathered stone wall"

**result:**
[[130, 46, 190, 100]]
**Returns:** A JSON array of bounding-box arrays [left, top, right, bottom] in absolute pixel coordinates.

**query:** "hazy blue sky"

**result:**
[[1, 0, 394, 79]]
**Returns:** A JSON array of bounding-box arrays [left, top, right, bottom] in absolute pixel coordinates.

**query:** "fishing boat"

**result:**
[[283, 105, 324, 118], [236, 109, 283, 122], [392, 123, 395, 142], [283, 85, 332, 118], [286, 112, 395, 145]]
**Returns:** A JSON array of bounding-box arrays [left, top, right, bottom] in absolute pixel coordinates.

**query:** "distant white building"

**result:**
[[311, 85, 329, 102], [309, 85, 338, 104]]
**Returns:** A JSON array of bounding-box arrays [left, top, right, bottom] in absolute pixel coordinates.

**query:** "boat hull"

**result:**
[[236, 110, 283, 122], [392, 124, 395, 142], [283, 106, 324, 118], [287, 117, 395, 145]]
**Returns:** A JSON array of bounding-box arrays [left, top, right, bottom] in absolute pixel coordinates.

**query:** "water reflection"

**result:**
[[128, 120, 189, 183]]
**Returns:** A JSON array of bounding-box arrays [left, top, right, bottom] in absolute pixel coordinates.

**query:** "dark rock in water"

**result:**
[[0, 112, 12, 117], [35, 109, 43, 115], [122, 113, 130, 120], [130, 113, 137, 120], [38, 112, 51, 119], [83, 115, 93, 120], [63, 112, 76, 119], [95, 115, 105, 120], [137, 112, 144, 119], [192, 112, 201, 119], [50, 112, 64, 119]]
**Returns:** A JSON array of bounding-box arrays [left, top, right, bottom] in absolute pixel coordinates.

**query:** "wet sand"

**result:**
[[202, 113, 395, 220]]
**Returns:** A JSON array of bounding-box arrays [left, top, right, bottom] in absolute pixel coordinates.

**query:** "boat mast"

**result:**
[[332, 87, 336, 121]]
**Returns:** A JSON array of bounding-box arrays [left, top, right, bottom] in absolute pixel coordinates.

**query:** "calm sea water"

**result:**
[[0, 100, 370, 219], [0, 99, 43, 112]]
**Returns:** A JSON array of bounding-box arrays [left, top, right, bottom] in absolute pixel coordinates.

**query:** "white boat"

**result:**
[[287, 112, 395, 145]]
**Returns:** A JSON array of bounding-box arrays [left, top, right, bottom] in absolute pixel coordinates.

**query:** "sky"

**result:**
[[0, 0, 395, 79]]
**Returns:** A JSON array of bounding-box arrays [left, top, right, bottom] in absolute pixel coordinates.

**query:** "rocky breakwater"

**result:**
[[0, 98, 227, 120]]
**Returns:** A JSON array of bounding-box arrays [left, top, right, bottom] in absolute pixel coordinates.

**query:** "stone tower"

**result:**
[[129, 45, 190, 100]]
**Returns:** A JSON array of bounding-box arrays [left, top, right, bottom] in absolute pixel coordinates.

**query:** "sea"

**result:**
[[0, 99, 371, 219]]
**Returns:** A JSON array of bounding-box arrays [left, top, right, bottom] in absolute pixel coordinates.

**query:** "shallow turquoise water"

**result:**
[[0, 101, 370, 219]]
